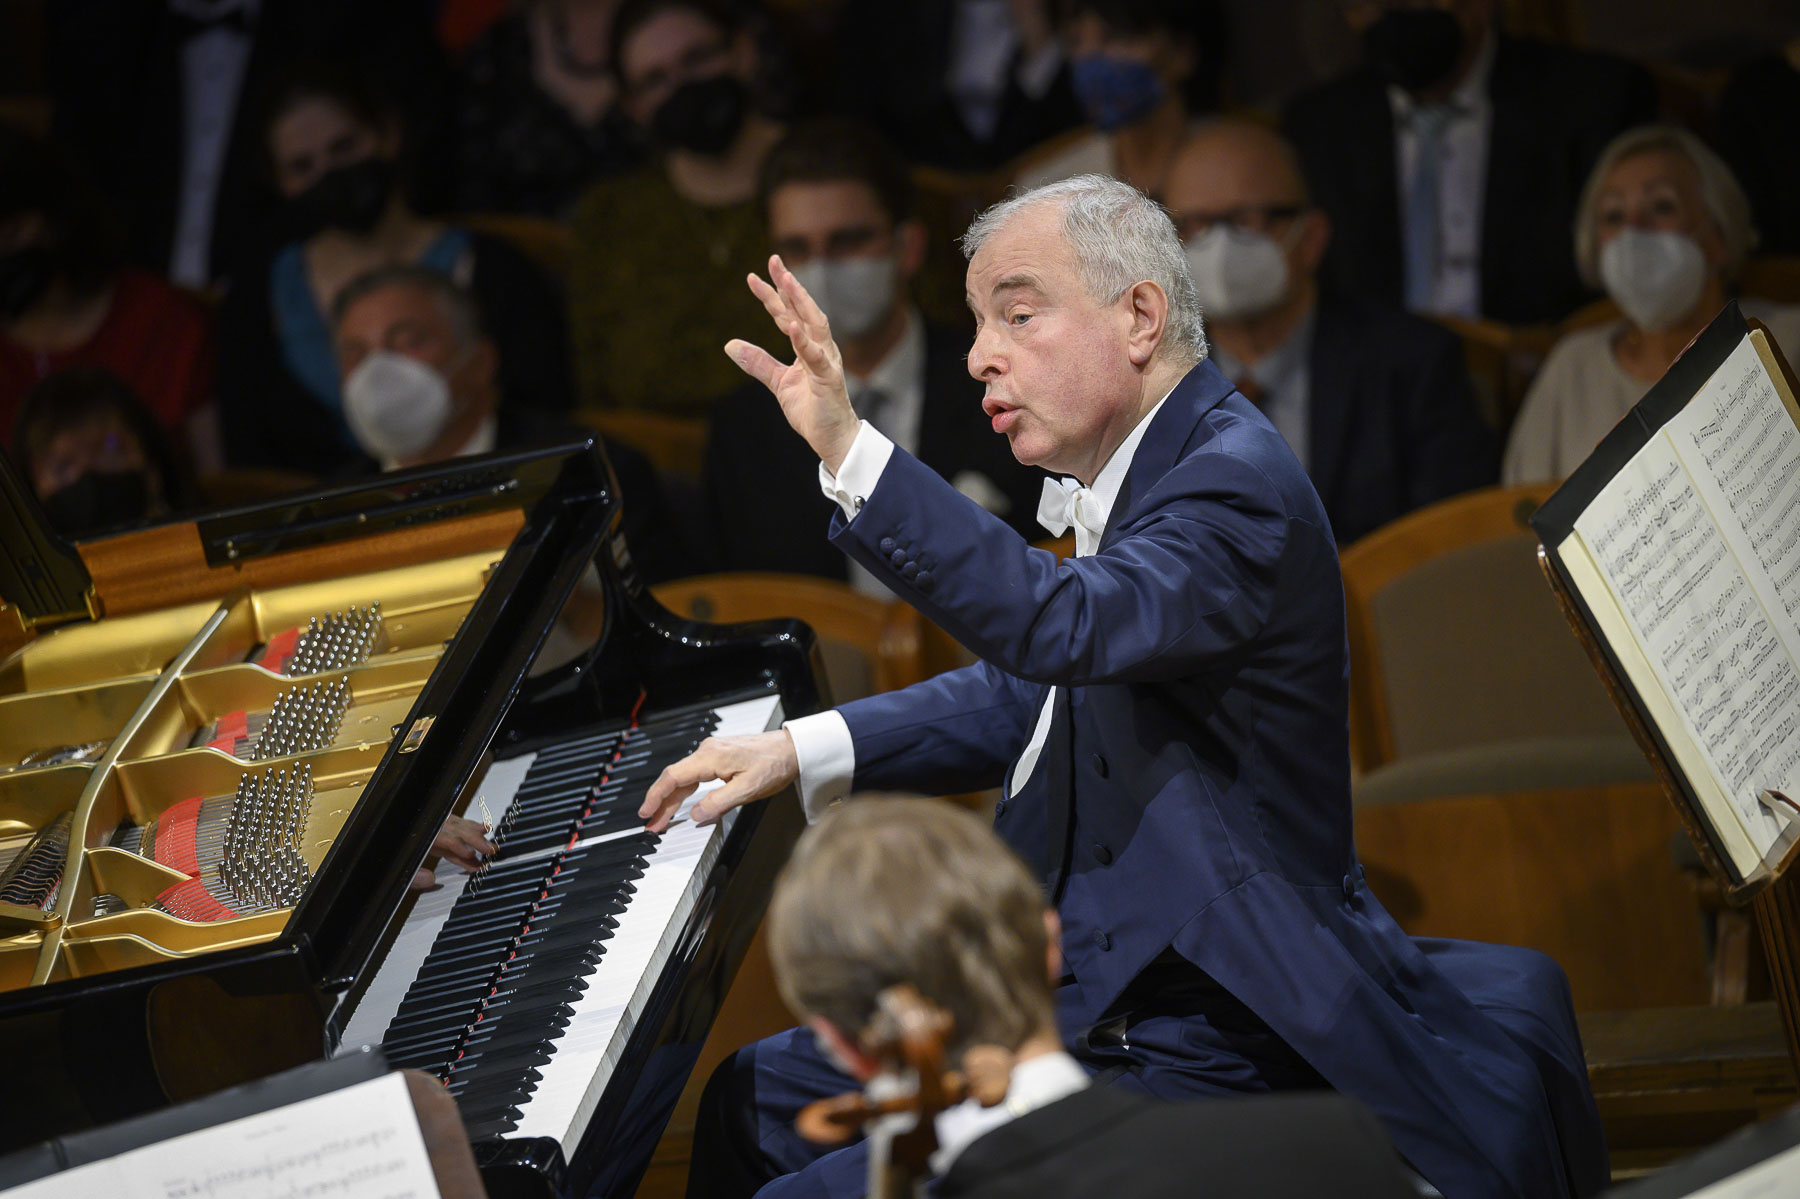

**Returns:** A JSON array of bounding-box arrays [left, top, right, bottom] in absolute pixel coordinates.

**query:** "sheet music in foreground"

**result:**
[[0, 1072, 440, 1199], [1569, 332, 1800, 876]]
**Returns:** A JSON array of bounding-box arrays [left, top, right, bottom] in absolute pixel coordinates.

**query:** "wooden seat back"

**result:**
[[651, 572, 923, 703], [1340, 484, 1627, 773]]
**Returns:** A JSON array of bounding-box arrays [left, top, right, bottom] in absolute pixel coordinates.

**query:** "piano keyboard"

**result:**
[[337, 690, 784, 1149]]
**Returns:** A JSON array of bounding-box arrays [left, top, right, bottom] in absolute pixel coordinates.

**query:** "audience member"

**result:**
[[45, 1, 451, 290], [217, 60, 573, 476], [1283, 0, 1656, 324], [454, 0, 647, 217], [1015, 0, 1209, 195], [732, 799, 1418, 1199], [1164, 118, 1495, 544], [331, 264, 691, 581], [13, 369, 191, 538], [1504, 126, 1800, 485], [569, 0, 785, 415], [0, 126, 218, 471], [1714, 40, 1800, 257], [702, 120, 1044, 588], [833, 0, 1080, 174]]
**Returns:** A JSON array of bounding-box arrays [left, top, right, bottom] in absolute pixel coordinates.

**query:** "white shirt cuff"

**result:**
[[783, 710, 855, 821], [817, 421, 895, 520]]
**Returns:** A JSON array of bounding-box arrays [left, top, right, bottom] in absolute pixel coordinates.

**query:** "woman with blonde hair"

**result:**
[[1503, 124, 1800, 484]]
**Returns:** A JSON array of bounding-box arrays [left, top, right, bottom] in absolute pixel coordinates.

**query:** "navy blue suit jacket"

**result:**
[[827, 359, 1604, 1199]]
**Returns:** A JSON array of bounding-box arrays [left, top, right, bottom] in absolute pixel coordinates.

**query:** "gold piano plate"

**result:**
[[0, 547, 510, 991]]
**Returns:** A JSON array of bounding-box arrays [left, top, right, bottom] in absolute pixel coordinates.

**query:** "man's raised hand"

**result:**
[[637, 730, 800, 833], [725, 255, 861, 474]]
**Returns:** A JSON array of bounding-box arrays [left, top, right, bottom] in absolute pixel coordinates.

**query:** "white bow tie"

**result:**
[[1037, 477, 1107, 557]]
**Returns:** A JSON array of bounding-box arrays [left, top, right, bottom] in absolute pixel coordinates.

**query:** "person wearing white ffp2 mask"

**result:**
[[1164, 117, 1497, 544], [332, 266, 501, 471], [1503, 124, 1800, 485]]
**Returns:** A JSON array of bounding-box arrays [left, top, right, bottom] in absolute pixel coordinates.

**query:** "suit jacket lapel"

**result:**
[[1102, 358, 1234, 552]]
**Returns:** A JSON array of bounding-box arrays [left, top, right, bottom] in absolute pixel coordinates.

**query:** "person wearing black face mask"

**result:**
[[567, 0, 787, 415], [215, 60, 574, 476], [1283, 0, 1656, 325], [13, 369, 192, 539]]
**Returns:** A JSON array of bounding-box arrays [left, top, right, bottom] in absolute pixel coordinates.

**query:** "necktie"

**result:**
[[1037, 477, 1107, 557], [1403, 103, 1453, 313]]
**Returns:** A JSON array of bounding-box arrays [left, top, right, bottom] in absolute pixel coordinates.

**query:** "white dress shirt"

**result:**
[[785, 392, 1171, 817], [1388, 32, 1495, 320], [170, 0, 259, 288], [929, 1050, 1091, 1175]]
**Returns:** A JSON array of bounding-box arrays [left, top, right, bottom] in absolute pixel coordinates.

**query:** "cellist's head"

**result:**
[[766, 798, 1061, 1079]]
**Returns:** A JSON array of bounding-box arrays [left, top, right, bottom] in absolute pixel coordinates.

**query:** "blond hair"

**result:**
[[1574, 124, 1758, 289], [766, 799, 1054, 1058]]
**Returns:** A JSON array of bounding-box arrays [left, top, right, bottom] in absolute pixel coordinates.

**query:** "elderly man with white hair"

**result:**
[[642, 175, 1604, 1199]]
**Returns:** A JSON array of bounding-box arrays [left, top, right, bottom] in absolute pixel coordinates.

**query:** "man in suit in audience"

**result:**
[[763, 798, 1418, 1199], [701, 119, 1043, 591], [645, 175, 1606, 1199], [833, 0, 1081, 173], [1282, 0, 1656, 324], [1165, 118, 1496, 545], [332, 264, 691, 582]]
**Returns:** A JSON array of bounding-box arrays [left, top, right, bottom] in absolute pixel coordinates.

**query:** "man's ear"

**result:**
[[1123, 280, 1170, 368], [810, 1016, 879, 1082], [1044, 908, 1063, 983], [895, 219, 929, 281]]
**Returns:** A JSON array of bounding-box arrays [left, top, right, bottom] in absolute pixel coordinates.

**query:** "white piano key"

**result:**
[[334, 692, 785, 1155]]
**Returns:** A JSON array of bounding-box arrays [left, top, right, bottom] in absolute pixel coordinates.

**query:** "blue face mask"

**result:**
[[1070, 55, 1166, 132]]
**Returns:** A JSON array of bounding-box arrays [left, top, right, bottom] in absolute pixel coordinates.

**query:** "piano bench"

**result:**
[[1581, 1002, 1798, 1182]]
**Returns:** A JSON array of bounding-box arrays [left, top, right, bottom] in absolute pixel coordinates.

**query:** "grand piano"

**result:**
[[0, 439, 823, 1197]]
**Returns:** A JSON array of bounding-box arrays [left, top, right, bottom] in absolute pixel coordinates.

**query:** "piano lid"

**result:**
[[0, 438, 96, 632]]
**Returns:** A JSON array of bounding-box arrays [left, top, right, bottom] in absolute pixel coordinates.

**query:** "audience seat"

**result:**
[[579, 409, 709, 482], [651, 572, 925, 703], [454, 212, 578, 284], [1741, 256, 1800, 305], [195, 467, 318, 508], [1339, 483, 1631, 774], [1431, 314, 1561, 430], [1355, 778, 1707, 1012]]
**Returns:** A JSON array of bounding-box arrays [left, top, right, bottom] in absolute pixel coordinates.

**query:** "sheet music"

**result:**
[[1668, 336, 1800, 665], [0, 1073, 440, 1199], [1574, 436, 1791, 859]]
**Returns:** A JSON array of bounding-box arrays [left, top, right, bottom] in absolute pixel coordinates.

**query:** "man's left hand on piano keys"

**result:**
[[410, 816, 496, 891]]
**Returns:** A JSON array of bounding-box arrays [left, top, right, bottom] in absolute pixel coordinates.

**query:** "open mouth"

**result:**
[[983, 396, 1020, 434]]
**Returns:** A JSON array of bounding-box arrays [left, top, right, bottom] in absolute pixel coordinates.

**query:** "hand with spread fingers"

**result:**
[[638, 731, 800, 833], [724, 255, 863, 474]]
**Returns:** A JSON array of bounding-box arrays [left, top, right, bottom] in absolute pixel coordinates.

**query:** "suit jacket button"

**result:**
[[994, 799, 1008, 818], [1342, 873, 1356, 901], [900, 562, 919, 582], [1090, 753, 1108, 778], [890, 547, 907, 565], [1093, 842, 1112, 865], [915, 570, 933, 591], [1093, 930, 1111, 951], [879, 537, 896, 555]]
